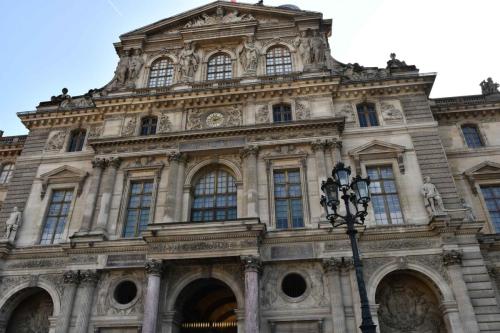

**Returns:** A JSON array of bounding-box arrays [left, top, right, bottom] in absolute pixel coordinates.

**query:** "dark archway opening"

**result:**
[[176, 278, 238, 333], [5, 288, 54, 333]]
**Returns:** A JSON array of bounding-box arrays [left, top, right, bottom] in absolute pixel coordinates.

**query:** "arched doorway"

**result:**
[[375, 270, 446, 333], [176, 278, 238, 333], [4, 287, 54, 333]]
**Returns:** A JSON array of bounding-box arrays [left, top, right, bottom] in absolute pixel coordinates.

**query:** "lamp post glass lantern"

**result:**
[[320, 162, 377, 333]]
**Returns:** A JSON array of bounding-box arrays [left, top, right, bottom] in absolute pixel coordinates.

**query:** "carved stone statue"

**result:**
[[128, 49, 145, 83], [421, 176, 445, 215], [295, 31, 311, 65], [386, 53, 417, 72], [309, 30, 327, 65], [113, 49, 131, 87], [51, 88, 71, 103], [178, 43, 199, 82], [461, 198, 476, 222], [239, 36, 259, 75], [4, 207, 22, 242], [480, 77, 500, 95]]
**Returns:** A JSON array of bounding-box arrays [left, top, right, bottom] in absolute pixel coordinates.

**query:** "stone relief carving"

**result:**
[[158, 111, 173, 133], [421, 176, 446, 216], [4, 207, 22, 242], [381, 102, 403, 120], [385, 53, 417, 72], [184, 7, 255, 28], [187, 109, 203, 130], [121, 117, 137, 136], [255, 104, 269, 124], [88, 125, 103, 139], [295, 100, 311, 120], [238, 36, 259, 75], [177, 42, 199, 82], [106, 48, 145, 91], [226, 105, 242, 126], [335, 103, 355, 122], [461, 198, 476, 222], [45, 130, 67, 151], [480, 77, 500, 95], [95, 271, 145, 316], [339, 63, 389, 81]]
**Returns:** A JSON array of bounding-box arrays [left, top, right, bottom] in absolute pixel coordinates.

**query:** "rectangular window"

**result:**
[[273, 104, 292, 123], [481, 185, 500, 232], [123, 180, 154, 237], [41, 189, 73, 244], [367, 166, 403, 224], [273, 169, 304, 229], [357, 103, 379, 127]]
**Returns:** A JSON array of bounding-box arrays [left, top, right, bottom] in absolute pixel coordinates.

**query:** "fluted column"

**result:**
[[95, 157, 121, 232], [74, 270, 99, 333], [79, 158, 107, 233], [242, 256, 261, 333], [240, 145, 259, 217], [174, 154, 187, 222], [443, 250, 479, 333], [143, 260, 163, 333], [164, 152, 182, 222], [55, 271, 80, 333], [323, 258, 347, 333]]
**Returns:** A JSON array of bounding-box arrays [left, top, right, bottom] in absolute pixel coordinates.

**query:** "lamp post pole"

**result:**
[[321, 162, 377, 333]]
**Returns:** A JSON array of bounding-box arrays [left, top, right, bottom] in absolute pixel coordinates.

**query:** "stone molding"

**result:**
[[239, 145, 259, 158], [442, 250, 463, 266], [39, 165, 89, 199]]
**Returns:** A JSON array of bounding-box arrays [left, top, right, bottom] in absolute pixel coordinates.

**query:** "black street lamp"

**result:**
[[320, 162, 377, 333]]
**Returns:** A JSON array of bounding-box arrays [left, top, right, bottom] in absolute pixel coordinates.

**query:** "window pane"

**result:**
[[207, 54, 232, 81], [41, 189, 73, 244], [481, 185, 500, 232], [273, 169, 303, 229], [367, 166, 403, 225], [357, 104, 378, 127], [148, 58, 174, 87], [462, 125, 483, 148], [123, 180, 154, 237], [266, 47, 292, 75]]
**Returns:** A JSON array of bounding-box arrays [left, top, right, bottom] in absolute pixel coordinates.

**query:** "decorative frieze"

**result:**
[[63, 271, 80, 285], [79, 270, 100, 285]]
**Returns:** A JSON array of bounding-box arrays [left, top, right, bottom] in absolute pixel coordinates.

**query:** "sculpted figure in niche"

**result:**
[[421, 176, 445, 215], [178, 42, 199, 82], [128, 49, 145, 83], [4, 206, 22, 242], [294, 31, 311, 65], [114, 49, 131, 87], [310, 30, 327, 65], [239, 36, 259, 74]]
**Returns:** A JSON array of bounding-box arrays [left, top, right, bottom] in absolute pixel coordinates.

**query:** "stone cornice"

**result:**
[[17, 108, 103, 130]]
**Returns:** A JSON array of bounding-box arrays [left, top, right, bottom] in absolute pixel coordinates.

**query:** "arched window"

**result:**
[[266, 46, 292, 75], [67, 129, 86, 152], [357, 103, 379, 127], [273, 103, 292, 123], [462, 124, 484, 148], [0, 163, 14, 184], [207, 53, 232, 80], [191, 167, 237, 222], [140, 116, 158, 136], [148, 58, 174, 87]]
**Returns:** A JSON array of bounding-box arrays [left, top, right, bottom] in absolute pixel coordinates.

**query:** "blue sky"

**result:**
[[0, 0, 499, 135]]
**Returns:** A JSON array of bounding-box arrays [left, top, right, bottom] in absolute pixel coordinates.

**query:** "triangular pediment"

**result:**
[[40, 165, 88, 180], [121, 1, 322, 38], [464, 161, 500, 176], [349, 140, 406, 157]]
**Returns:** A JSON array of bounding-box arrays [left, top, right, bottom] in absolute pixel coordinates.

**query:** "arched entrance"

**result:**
[[175, 278, 238, 333], [375, 270, 446, 333], [4, 287, 54, 333]]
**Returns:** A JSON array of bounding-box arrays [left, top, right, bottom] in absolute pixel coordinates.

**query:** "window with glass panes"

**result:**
[[266, 46, 292, 75], [67, 129, 86, 152], [140, 117, 157, 136], [481, 186, 500, 232], [40, 189, 73, 244], [207, 53, 232, 80], [0, 163, 14, 184], [462, 125, 484, 148], [273, 169, 304, 229], [272, 104, 292, 123], [357, 103, 379, 127], [367, 166, 403, 224], [148, 58, 174, 87], [123, 180, 154, 237], [191, 169, 237, 222]]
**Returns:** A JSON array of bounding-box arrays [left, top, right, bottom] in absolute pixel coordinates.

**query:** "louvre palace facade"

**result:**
[[0, 1, 500, 333]]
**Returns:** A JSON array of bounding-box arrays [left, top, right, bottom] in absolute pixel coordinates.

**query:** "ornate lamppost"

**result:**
[[320, 162, 377, 333]]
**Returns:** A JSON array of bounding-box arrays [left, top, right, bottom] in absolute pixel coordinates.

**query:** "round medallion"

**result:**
[[206, 112, 225, 128]]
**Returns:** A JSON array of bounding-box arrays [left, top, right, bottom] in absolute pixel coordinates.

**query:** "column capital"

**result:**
[[108, 157, 122, 169], [240, 145, 259, 158], [79, 270, 100, 285], [145, 259, 164, 276], [443, 249, 463, 266], [325, 139, 342, 151], [311, 139, 326, 152], [91, 157, 108, 169], [241, 255, 262, 273], [63, 270, 80, 285], [322, 257, 353, 273], [168, 151, 187, 163]]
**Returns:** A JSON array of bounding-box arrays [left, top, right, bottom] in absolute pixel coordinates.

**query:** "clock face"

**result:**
[[206, 112, 225, 128]]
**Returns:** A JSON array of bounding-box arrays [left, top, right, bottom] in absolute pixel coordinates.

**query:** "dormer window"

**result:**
[[207, 53, 232, 80], [148, 58, 174, 87], [67, 129, 86, 152], [141, 116, 157, 136], [273, 104, 292, 123], [357, 103, 379, 127], [462, 124, 484, 148], [266, 46, 292, 75]]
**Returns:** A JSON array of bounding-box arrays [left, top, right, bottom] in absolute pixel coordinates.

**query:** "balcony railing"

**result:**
[[433, 95, 486, 106], [0, 135, 27, 145]]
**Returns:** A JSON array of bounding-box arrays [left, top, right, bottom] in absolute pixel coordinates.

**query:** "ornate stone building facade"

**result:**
[[0, 1, 499, 333]]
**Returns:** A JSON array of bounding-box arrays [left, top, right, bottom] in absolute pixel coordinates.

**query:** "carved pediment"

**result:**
[[464, 161, 500, 194], [349, 140, 406, 174], [39, 166, 89, 198]]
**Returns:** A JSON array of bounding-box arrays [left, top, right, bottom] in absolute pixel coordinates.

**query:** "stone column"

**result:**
[[441, 301, 465, 333], [312, 140, 327, 179], [322, 258, 347, 333], [174, 155, 187, 222], [74, 270, 99, 333], [242, 256, 261, 333], [240, 145, 259, 218], [143, 259, 163, 333], [55, 271, 80, 333], [328, 140, 342, 166], [443, 250, 480, 333], [95, 157, 121, 232], [164, 152, 182, 222], [79, 158, 107, 233]]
